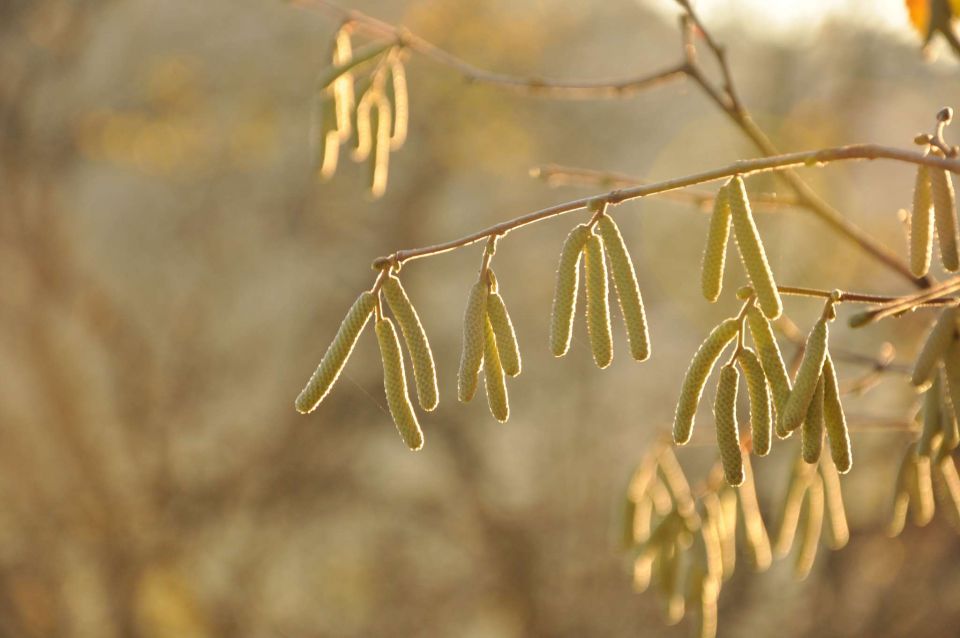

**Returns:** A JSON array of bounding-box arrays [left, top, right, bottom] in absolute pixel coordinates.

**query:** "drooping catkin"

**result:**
[[701, 184, 731, 302], [313, 94, 341, 180], [633, 496, 654, 545], [332, 27, 355, 140], [295, 291, 376, 414], [910, 452, 935, 526], [483, 318, 509, 422], [821, 353, 852, 473], [933, 455, 960, 533], [793, 473, 824, 581], [728, 176, 782, 319], [673, 319, 741, 445], [458, 280, 488, 403], [930, 162, 960, 271], [550, 224, 591, 357], [919, 371, 944, 457], [375, 317, 424, 450], [386, 56, 408, 150], [656, 540, 685, 625], [739, 455, 772, 571], [352, 88, 375, 162], [888, 446, 915, 537], [912, 307, 958, 387], [368, 94, 392, 199], [820, 455, 850, 550], [942, 342, 960, 451], [657, 447, 698, 519], [737, 348, 772, 456], [746, 305, 792, 421], [382, 274, 438, 411], [715, 365, 744, 486], [717, 486, 738, 579], [775, 457, 813, 557], [780, 317, 829, 434], [699, 493, 725, 583], [911, 164, 934, 277], [595, 214, 650, 361], [801, 375, 825, 464], [584, 233, 613, 369], [486, 281, 522, 377]]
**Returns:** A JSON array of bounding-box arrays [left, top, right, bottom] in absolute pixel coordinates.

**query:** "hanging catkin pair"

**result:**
[[912, 306, 959, 387], [746, 305, 793, 426], [699, 177, 782, 320], [771, 453, 824, 580], [889, 442, 935, 535], [458, 268, 521, 422]]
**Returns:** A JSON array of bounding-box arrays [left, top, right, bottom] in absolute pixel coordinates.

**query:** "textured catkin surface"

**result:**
[[780, 318, 829, 435], [801, 376, 825, 464], [483, 318, 509, 422], [714, 365, 743, 486], [821, 354, 851, 473], [486, 289, 521, 377], [584, 233, 613, 369], [382, 274, 439, 411], [295, 291, 376, 414], [746, 305, 792, 421], [458, 280, 489, 402], [596, 214, 650, 361], [387, 58, 408, 149], [912, 307, 958, 386], [821, 457, 850, 549], [793, 474, 824, 580], [737, 348, 771, 456], [919, 373, 943, 458], [943, 340, 960, 449], [775, 459, 812, 557], [375, 317, 423, 451], [912, 164, 934, 277], [931, 166, 960, 272], [550, 224, 591, 357], [727, 176, 782, 319], [673, 319, 740, 445], [701, 185, 731, 303]]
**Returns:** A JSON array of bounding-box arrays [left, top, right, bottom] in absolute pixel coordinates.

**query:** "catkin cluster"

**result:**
[[700, 177, 782, 319], [458, 268, 522, 422], [313, 26, 410, 198], [550, 210, 650, 367], [911, 148, 960, 275]]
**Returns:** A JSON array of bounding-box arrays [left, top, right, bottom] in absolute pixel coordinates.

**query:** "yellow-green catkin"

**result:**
[[595, 214, 650, 361], [382, 274, 438, 411], [820, 455, 850, 550], [821, 353, 852, 473], [486, 287, 521, 377], [368, 94, 392, 199], [775, 457, 813, 557], [375, 317, 424, 451], [888, 446, 915, 537], [699, 493, 725, 583], [737, 348, 772, 456], [910, 452, 935, 526], [458, 280, 488, 402], [658, 447, 698, 518], [931, 162, 960, 272], [933, 455, 960, 533], [793, 473, 824, 581], [386, 56, 408, 150], [715, 365, 744, 486], [746, 305, 792, 419], [780, 317, 829, 435], [919, 371, 944, 458], [912, 307, 958, 387], [673, 319, 741, 445], [550, 225, 591, 357], [701, 184, 731, 303], [483, 318, 509, 423], [352, 89, 375, 162], [584, 233, 613, 369], [911, 164, 934, 277], [739, 455, 772, 571], [332, 27, 355, 140], [314, 94, 341, 180], [656, 540, 685, 625], [801, 375, 825, 465], [728, 176, 782, 319], [295, 291, 376, 414], [942, 341, 960, 451], [717, 486, 738, 580]]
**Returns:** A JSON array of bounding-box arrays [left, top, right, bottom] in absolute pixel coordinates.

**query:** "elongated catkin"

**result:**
[[931, 163, 960, 272], [486, 288, 521, 377], [739, 455, 772, 571], [919, 371, 944, 457], [584, 233, 613, 369], [910, 453, 935, 526], [382, 274, 438, 411], [911, 164, 934, 277], [737, 348, 772, 456], [352, 89, 375, 162], [934, 455, 960, 533], [386, 56, 408, 150], [295, 291, 376, 413], [673, 319, 741, 445], [550, 225, 591, 357], [820, 455, 850, 550], [728, 176, 782, 319], [332, 28, 355, 140], [775, 457, 813, 557], [821, 353, 851, 473], [780, 318, 829, 434], [368, 94, 392, 199], [746, 305, 792, 421], [701, 184, 731, 302], [912, 307, 958, 386], [718, 487, 738, 579], [376, 317, 424, 450], [483, 318, 509, 422], [715, 365, 743, 486], [458, 280, 488, 402], [942, 341, 960, 452], [888, 445, 915, 537], [313, 94, 341, 180], [596, 214, 650, 361], [793, 473, 824, 581], [801, 375, 825, 464]]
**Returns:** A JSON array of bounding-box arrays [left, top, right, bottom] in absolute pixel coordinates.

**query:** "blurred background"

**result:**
[[2, 0, 960, 636]]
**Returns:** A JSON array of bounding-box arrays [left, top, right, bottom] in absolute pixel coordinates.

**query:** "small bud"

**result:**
[[938, 107, 953, 124]]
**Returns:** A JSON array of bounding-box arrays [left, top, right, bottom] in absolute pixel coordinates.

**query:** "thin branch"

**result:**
[[849, 276, 960, 327], [373, 144, 960, 266]]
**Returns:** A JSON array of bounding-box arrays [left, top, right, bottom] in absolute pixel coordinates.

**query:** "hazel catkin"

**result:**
[[801, 375, 825, 465], [673, 319, 741, 445], [596, 214, 650, 361], [728, 176, 782, 319], [737, 348, 772, 456], [911, 164, 934, 277], [821, 353, 852, 473], [486, 276, 522, 377], [368, 94, 392, 199], [780, 317, 829, 435], [550, 224, 591, 357], [793, 473, 824, 581], [386, 56, 408, 150], [714, 365, 744, 486], [295, 291, 376, 414], [375, 317, 424, 450], [483, 318, 510, 422], [820, 455, 850, 550], [930, 162, 960, 272], [912, 307, 958, 387], [458, 279, 488, 402], [584, 233, 613, 369], [382, 274, 438, 411], [701, 184, 731, 303], [746, 305, 792, 421]]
